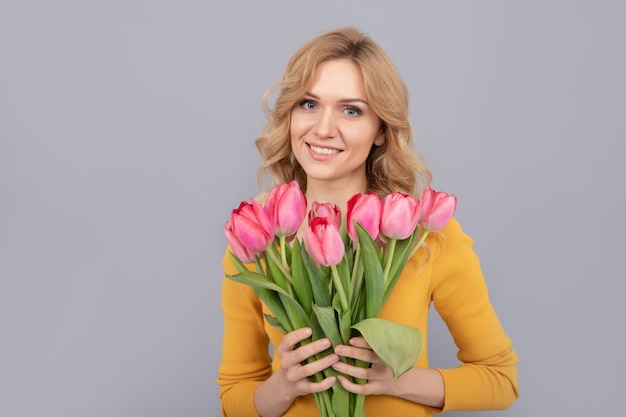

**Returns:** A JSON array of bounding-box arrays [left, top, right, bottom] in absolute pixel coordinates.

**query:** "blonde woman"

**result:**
[[218, 27, 519, 417]]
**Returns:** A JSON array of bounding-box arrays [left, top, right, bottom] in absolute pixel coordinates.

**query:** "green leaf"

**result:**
[[226, 270, 309, 331], [290, 239, 314, 316], [313, 391, 333, 417], [278, 292, 310, 330], [383, 229, 419, 305], [349, 247, 364, 313], [254, 287, 293, 333], [335, 255, 351, 303], [338, 309, 352, 345], [263, 313, 287, 333], [352, 318, 423, 379], [302, 248, 331, 307], [351, 290, 366, 324], [228, 251, 253, 273], [352, 394, 366, 417], [355, 223, 384, 318], [309, 312, 338, 380], [226, 270, 288, 295], [330, 383, 350, 417], [265, 244, 291, 292], [345, 244, 355, 272], [311, 304, 343, 348]]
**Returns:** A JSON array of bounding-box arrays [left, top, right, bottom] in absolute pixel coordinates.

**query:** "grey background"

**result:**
[[1, 1, 624, 416]]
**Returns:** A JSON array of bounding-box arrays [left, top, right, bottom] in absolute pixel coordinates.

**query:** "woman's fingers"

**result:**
[[347, 337, 370, 349], [279, 333, 335, 369], [284, 346, 339, 382], [333, 340, 381, 364], [278, 327, 313, 351], [331, 338, 398, 396], [293, 375, 337, 395], [275, 327, 340, 396]]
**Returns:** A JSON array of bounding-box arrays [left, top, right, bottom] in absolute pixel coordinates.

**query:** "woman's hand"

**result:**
[[331, 336, 396, 396], [332, 336, 445, 408], [277, 327, 339, 398], [254, 327, 338, 417]]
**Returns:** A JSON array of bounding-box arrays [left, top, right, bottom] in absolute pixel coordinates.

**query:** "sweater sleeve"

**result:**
[[429, 219, 519, 412], [216, 249, 271, 417]]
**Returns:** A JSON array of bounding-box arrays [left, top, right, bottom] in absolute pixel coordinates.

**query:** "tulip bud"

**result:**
[[304, 217, 345, 266], [224, 199, 274, 262], [418, 186, 434, 219], [309, 201, 342, 226], [346, 192, 381, 242], [264, 181, 307, 238], [419, 187, 457, 231], [225, 219, 255, 263], [380, 192, 420, 240]]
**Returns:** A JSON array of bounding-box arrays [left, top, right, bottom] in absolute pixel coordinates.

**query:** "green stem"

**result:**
[[331, 265, 349, 312], [254, 258, 263, 274], [322, 391, 333, 417], [265, 244, 293, 283], [382, 238, 397, 282], [409, 230, 430, 258], [280, 236, 288, 269]]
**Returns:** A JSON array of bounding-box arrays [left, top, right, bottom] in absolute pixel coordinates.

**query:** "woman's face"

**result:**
[[290, 59, 382, 193]]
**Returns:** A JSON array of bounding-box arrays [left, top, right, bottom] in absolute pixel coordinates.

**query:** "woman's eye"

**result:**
[[344, 106, 361, 117], [300, 100, 317, 110]]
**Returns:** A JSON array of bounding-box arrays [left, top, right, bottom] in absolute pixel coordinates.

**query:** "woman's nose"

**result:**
[[313, 110, 337, 138]]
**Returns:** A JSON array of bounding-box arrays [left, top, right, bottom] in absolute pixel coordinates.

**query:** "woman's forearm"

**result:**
[[253, 370, 296, 417], [390, 367, 445, 409]]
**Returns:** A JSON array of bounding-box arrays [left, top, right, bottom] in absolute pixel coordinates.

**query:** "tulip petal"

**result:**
[[346, 193, 381, 242], [265, 181, 306, 237], [380, 192, 420, 239], [305, 217, 345, 266]]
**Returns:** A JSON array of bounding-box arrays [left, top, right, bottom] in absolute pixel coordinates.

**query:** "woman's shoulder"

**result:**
[[429, 217, 473, 247], [425, 217, 479, 271]]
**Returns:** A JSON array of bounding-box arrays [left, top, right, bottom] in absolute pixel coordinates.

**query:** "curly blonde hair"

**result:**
[[255, 27, 431, 197]]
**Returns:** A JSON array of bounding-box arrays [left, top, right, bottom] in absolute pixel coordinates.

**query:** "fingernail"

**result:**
[[320, 339, 331, 348]]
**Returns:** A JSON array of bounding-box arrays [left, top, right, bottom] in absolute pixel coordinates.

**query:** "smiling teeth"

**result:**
[[310, 145, 340, 155]]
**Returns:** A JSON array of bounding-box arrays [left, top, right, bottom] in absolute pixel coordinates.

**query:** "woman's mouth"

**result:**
[[309, 144, 341, 155]]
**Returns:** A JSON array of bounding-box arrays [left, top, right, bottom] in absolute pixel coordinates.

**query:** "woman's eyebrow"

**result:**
[[304, 91, 369, 105]]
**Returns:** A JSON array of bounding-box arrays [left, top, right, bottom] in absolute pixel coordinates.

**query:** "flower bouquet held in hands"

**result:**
[[224, 181, 456, 417]]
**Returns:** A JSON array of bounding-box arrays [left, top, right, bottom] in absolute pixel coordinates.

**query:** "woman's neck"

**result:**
[[304, 178, 368, 216], [295, 177, 369, 240]]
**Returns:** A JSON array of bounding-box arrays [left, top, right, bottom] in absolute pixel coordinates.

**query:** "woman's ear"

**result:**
[[374, 123, 386, 146]]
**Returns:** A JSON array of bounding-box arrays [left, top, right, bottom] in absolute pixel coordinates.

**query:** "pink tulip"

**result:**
[[225, 219, 255, 262], [419, 186, 457, 231], [418, 186, 434, 218], [264, 181, 307, 237], [380, 192, 420, 239], [346, 192, 381, 242], [309, 201, 342, 226], [224, 199, 274, 262], [304, 217, 345, 266]]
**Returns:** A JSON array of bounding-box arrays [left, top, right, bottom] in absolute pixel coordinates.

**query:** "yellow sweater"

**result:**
[[217, 218, 519, 416]]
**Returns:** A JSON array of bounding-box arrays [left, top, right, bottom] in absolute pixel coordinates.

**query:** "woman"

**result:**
[[217, 27, 519, 417]]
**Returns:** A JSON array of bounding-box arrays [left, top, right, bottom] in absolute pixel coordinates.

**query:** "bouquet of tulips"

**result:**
[[224, 181, 456, 417]]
